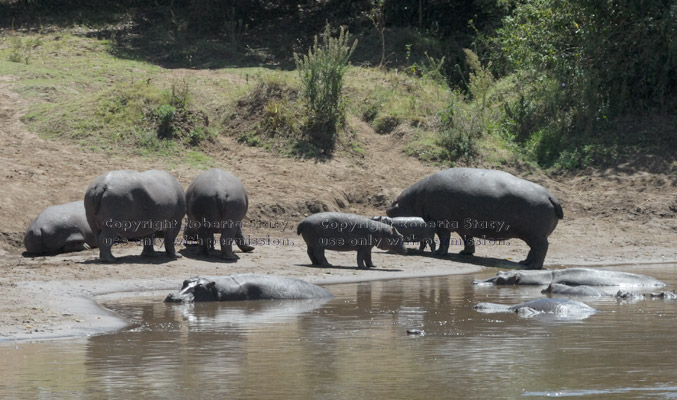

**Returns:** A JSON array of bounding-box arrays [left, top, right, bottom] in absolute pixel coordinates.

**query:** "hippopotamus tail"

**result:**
[[549, 195, 563, 220], [84, 184, 107, 225], [296, 221, 305, 235]]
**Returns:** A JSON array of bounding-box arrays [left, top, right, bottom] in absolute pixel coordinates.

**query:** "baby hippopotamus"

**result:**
[[297, 212, 407, 269]]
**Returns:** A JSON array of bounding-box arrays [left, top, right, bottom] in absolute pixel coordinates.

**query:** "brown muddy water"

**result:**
[[2, 264, 677, 399]]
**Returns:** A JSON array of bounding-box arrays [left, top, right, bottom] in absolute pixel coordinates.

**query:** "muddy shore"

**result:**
[[2, 226, 676, 342]]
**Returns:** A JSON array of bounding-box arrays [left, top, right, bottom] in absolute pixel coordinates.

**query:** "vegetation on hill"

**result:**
[[0, 0, 674, 171]]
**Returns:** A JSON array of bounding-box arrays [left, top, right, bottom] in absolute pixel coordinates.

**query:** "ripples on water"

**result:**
[[2, 264, 677, 399]]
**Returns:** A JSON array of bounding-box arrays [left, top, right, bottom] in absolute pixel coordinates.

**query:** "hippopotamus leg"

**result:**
[[417, 240, 426, 252], [97, 228, 118, 263], [460, 235, 475, 255], [357, 247, 374, 269], [235, 226, 255, 253], [419, 237, 436, 253], [163, 224, 182, 259], [141, 236, 157, 257], [520, 237, 548, 269], [435, 229, 451, 255], [219, 226, 240, 260], [307, 246, 331, 267]]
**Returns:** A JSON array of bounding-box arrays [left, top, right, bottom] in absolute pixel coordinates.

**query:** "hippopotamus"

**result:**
[[616, 290, 677, 301], [473, 298, 598, 319], [164, 274, 333, 302], [84, 169, 185, 262], [24, 201, 98, 255], [370, 216, 436, 253], [541, 283, 609, 297], [473, 268, 667, 287], [184, 168, 254, 260], [386, 168, 563, 269], [297, 212, 407, 269]]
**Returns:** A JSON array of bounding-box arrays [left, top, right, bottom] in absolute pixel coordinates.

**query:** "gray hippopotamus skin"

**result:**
[[370, 216, 436, 253], [474, 298, 598, 319], [84, 169, 185, 262], [297, 212, 407, 269], [386, 168, 563, 269], [473, 268, 667, 287], [541, 283, 609, 297], [164, 274, 333, 302], [616, 290, 677, 301], [24, 201, 98, 255], [184, 168, 254, 260]]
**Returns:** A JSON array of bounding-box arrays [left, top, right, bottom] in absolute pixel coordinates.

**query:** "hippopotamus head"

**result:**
[[164, 277, 219, 303], [383, 227, 408, 255], [370, 216, 392, 224], [386, 198, 407, 218]]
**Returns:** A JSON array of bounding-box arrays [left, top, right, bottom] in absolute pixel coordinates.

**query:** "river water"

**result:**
[[2, 264, 677, 399]]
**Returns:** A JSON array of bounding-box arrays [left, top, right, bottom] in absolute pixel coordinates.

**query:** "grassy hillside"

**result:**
[[0, 1, 674, 173]]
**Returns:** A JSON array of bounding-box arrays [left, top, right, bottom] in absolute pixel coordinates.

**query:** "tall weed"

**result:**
[[294, 24, 357, 151]]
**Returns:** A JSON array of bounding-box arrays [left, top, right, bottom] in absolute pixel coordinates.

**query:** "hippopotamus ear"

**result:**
[[206, 281, 216, 289]]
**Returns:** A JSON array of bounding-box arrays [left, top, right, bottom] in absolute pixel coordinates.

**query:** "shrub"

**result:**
[[487, 0, 677, 168], [294, 24, 358, 151]]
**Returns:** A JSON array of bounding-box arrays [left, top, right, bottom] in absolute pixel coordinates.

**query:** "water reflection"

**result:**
[[2, 265, 677, 399]]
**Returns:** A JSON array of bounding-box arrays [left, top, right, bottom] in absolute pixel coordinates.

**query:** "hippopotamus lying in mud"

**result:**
[[370, 216, 436, 253], [474, 298, 598, 320], [24, 200, 98, 255], [543, 284, 677, 300], [297, 212, 407, 269], [164, 274, 333, 302], [541, 283, 610, 297], [184, 168, 255, 260], [615, 290, 677, 301], [84, 169, 185, 262], [473, 268, 666, 288], [387, 168, 563, 269]]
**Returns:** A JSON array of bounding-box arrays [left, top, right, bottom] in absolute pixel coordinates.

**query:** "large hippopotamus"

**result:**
[[24, 201, 98, 255], [297, 212, 407, 269], [370, 216, 436, 253], [473, 268, 667, 287], [164, 274, 333, 302], [184, 168, 254, 260], [84, 169, 185, 262], [387, 168, 563, 269], [473, 298, 598, 320]]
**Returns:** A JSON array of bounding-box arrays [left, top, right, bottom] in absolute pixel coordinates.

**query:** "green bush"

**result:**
[[294, 24, 358, 150], [486, 0, 677, 168]]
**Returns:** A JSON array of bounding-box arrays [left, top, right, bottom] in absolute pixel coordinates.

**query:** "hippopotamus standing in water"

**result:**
[[370, 216, 436, 253], [387, 168, 563, 269], [164, 274, 333, 302], [473, 298, 598, 320], [84, 169, 185, 262], [473, 268, 667, 288], [297, 212, 407, 269], [184, 168, 254, 260], [24, 201, 98, 255]]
